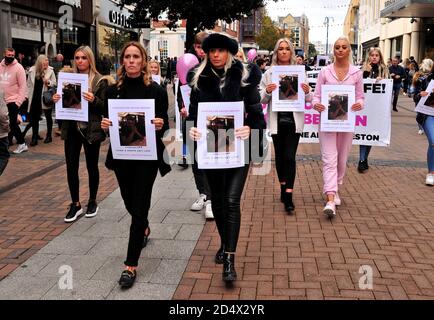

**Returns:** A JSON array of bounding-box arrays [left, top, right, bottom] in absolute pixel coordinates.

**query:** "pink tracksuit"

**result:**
[[312, 64, 365, 195]]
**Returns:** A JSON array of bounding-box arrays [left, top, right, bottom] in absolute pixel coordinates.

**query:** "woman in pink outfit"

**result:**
[[312, 37, 364, 218]]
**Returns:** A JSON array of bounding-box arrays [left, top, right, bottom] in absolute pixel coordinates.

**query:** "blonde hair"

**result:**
[[33, 54, 48, 80], [413, 58, 434, 86], [235, 49, 246, 63], [363, 47, 389, 78], [148, 59, 161, 76], [190, 52, 249, 90], [73, 46, 101, 90], [117, 41, 151, 89], [271, 38, 296, 66], [333, 36, 354, 65]]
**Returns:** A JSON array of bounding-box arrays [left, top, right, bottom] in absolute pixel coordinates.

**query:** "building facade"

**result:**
[[149, 20, 186, 62], [239, 8, 264, 52], [343, 0, 360, 62], [278, 13, 309, 57]]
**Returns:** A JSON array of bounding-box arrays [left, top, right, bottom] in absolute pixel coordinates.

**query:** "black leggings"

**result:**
[[205, 164, 250, 253], [64, 128, 101, 203], [7, 103, 25, 144], [29, 107, 53, 139], [271, 123, 301, 189], [114, 161, 159, 267]]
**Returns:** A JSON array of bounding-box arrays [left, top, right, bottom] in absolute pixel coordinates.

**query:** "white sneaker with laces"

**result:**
[[190, 194, 207, 211], [13, 143, 28, 154], [334, 193, 341, 206], [426, 174, 434, 186], [323, 201, 336, 218], [205, 200, 214, 219]]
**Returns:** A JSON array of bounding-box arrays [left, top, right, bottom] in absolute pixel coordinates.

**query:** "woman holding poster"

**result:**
[[188, 33, 265, 283], [313, 36, 364, 218], [259, 38, 311, 213], [412, 58, 434, 186], [52, 46, 114, 223], [358, 47, 390, 173], [100, 42, 171, 289]]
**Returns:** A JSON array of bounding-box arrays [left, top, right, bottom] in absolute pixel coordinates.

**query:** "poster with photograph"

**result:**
[[415, 80, 434, 116], [108, 99, 157, 160], [174, 78, 183, 141], [197, 101, 244, 169], [316, 55, 330, 68], [151, 74, 161, 84], [271, 66, 306, 112], [320, 85, 356, 132], [55, 72, 88, 122], [180, 84, 192, 113]]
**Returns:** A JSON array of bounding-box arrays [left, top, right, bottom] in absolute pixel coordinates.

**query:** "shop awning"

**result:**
[[381, 0, 434, 18]]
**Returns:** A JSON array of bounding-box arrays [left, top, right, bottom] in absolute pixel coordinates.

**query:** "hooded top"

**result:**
[[0, 59, 27, 107]]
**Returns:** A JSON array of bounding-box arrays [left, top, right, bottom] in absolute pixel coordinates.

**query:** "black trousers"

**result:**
[[392, 87, 400, 109], [114, 161, 159, 267], [271, 123, 301, 189], [7, 103, 24, 145], [64, 128, 101, 203], [0, 137, 10, 176], [205, 164, 250, 253], [29, 106, 53, 139]]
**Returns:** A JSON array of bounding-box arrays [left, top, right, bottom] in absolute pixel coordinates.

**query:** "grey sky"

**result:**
[[265, 0, 349, 44]]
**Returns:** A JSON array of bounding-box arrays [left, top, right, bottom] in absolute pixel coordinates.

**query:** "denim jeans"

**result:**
[[359, 145, 372, 162], [423, 115, 434, 172]]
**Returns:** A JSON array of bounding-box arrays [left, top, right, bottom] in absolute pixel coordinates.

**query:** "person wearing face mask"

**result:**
[[0, 48, 27, 154], [313, 36, 364, 218], [26, 54, 57, 146], [357, 47, 389, 173]]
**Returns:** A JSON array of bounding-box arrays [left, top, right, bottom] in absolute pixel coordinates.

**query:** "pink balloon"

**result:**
[[176, 53, 199, 85], [247, 49, 257, 62]]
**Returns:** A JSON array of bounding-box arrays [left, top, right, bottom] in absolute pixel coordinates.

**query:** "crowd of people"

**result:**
[[0, 31, 433, 290]]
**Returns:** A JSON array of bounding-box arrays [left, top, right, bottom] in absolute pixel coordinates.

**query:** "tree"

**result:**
[[308, 43, 317, 59], [120, 0, 279, 51], [255, 15, 279, 52]]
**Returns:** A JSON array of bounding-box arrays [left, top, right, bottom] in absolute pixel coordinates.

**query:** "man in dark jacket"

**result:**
[[389, 56, 407, 112]]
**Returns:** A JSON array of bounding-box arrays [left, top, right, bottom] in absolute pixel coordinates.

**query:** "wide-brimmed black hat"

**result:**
[[202, 33, 239, 55]]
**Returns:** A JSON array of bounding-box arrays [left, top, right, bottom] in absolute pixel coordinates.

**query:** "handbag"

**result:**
[[42, 86, 57, 108]]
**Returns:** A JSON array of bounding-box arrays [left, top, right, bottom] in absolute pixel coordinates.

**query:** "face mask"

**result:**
[[4, 56, 14, 65]]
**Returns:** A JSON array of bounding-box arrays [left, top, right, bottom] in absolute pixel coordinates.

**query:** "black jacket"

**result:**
[[104, 76, 171, 177], [187, 60, 266, 130]]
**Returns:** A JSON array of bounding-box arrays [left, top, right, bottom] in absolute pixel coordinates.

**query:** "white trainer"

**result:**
[[205, 200, 214, 219], [323, 201, 336, 218], [190, 194, 207, 211], [13, 143, 28, 154], [334, 193, 341, 206], [426, 174, 434, 186], [418, 129, 424, 135]]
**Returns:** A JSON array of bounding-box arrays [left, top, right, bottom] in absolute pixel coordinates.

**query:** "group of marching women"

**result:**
[[49, 32, 433, 289]]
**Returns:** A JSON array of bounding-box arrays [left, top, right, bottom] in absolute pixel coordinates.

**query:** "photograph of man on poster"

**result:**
[[328, 94, 349, 121], [278, 74, 298, 101], [118, 112, 147, 147], [62, 82, 82, 109], [206, 115, 235, 153]]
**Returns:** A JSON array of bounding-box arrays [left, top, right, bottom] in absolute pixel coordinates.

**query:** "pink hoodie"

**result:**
[[0, 59, 27, 107], [312, 64, 365, 107]]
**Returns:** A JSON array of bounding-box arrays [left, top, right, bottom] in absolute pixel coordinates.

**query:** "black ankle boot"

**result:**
[[222, 253, 237, 282], [280, 185, 285, 203], [215, 246, 224, 264], [30, 137, 38, 146], [283, 192, 295, 213]]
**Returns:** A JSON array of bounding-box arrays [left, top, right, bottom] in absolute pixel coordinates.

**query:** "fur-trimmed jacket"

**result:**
[[187, 60, 266, 130]]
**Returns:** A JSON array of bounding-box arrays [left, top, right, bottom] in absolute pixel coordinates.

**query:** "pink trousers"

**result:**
[[319, 131, 353, 195]]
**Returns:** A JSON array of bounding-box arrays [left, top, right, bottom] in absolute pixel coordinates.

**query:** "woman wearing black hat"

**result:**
[[187, 33, 266, 283]]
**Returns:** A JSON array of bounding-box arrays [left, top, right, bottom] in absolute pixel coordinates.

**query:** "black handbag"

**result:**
[[42, 86, 57, 108]]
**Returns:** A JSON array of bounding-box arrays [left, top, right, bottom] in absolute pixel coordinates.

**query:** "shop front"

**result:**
[[97, 0, 139, 75]]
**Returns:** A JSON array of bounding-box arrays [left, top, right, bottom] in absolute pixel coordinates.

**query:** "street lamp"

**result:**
[[324, 16, 334, 55]]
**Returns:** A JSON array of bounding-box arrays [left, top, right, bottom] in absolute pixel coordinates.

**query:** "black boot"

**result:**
[[44, 136, 52, 144], [222, 253, 237, 282], [283, 192, 295, 213], [215, 246, 224, 264], [357, 160, 368, 173], [30, 137, 38, 146], [280, 184, 285, 203]]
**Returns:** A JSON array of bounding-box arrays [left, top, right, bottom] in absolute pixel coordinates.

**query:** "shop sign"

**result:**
[[58, 0, 81, 8], [109, 10, 132, 28]]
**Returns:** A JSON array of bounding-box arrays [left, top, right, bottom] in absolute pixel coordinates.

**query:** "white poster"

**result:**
[[108, 99, 157, 160], [152, 74, 161, 84], [415, 80, 434, 116], [320, 85, 356, 132], [55, 72, 89, 122], [180, 84, 192, 114], [271, 66, 306, 112], [174, 78, 183, 141], [301, 79, 393, 146], [197, 101, 245, 169]]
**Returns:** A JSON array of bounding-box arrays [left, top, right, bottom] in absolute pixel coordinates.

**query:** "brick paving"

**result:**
[[173, 96, 434, 300]]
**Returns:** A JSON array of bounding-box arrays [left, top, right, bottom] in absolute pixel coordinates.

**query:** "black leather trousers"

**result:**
[[204, 164, 250, 252]]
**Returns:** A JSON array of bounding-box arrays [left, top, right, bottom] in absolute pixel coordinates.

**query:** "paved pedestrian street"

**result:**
[[0, 96, 433, 300]]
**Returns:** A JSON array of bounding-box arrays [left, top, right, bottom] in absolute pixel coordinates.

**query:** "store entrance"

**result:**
[[11, 38, 43, 69]]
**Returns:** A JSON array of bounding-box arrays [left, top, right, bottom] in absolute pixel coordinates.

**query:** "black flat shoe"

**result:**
[[118, 269, 137, 289], [222, 253, 237, 282], [283, 193, 295, 213], [142, 227, 151, 248], [29, 138, 38, 146], [44, 136, 52, 144], [215, 246, 224, 264]]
